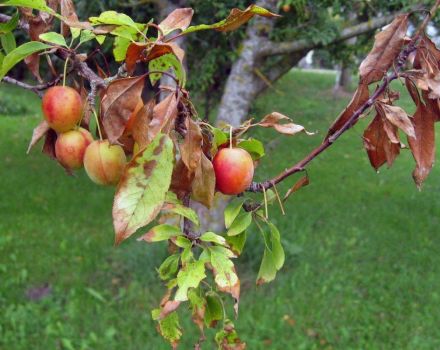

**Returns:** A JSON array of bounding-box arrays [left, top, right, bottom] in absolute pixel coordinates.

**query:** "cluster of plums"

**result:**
[[41, 85, 255, 194], [42, 86, 127, 185]]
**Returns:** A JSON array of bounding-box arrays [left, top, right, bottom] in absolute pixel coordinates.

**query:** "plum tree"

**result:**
[[83, 140, 127, 186], [213, 147, 254, 195], [42, 86, 83, 133], [55, 128, 93, 169]]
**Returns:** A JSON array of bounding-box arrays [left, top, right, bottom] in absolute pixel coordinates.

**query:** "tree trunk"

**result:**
[[335, 63, 353, 92]]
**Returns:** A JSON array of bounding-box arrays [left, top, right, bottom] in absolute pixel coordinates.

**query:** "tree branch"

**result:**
[[258, 13, 398, 57], [248, 1, 440, 193]]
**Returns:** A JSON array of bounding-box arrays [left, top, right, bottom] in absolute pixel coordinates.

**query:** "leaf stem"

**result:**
[[93, 109, 103, 140], [62, 57, 69, 87]]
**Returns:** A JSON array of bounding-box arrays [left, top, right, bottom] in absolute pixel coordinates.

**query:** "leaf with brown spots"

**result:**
[[327, 83, 369, 138], [113, 133, 174, 245], [363, 113, 400, 171], [192, 153, 215, 208], [258, 112, 313, 136], [375, 102, 415, 138], [101, 75, 146, 144], [159, 8, 194, 35], [180, 118, 202, 173], [27, 120, 50, 154], [359, 14, 408, 84], [148, 92, 179, 141], [408, 102, 436, 188], [283, 175, 309, 202]]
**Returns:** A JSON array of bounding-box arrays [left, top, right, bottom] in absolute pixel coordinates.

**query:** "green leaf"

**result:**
[[139, 224, 182, 243], [96, 35, 106, 45], [79, 30, 96, 45], [0, 0, 55, 14], [0, 11, 19, 34], [238, 138, 265, 159], [39, 32, 67, 47], [224, 198, 245, 229], [113, 36, 131, 62], [175, 259, 206, 301], [200, 232, 227, 246], [70, 27, 81, 40], [1, 32, 16, 54], [113, 133, 174, 245], [0, 52, 4, 67], [110, 25, 139, 41], [257, 248, 277, 285], [175, 236, 191, 249], [148, 53, 186, 87], [205, 291, 223, 328], [226, 212, 252, 236], [158, 254, 180, 281], [89, 11, 140, 32], [152, 310, 182, 348], [163, 199, 200, 226], [0, 41, 51, 80], [269, 222, 284, 270], [211, 127, 228, 147], [226, 232, 247, 256], [181, 246, 194, 264], [209, 246, 239, 303]]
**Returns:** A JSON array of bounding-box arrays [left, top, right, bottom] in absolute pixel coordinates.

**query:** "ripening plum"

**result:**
[[55, 128, 93, 169], [42, 86, 83, 132], [84, 140, 127, 186], [213, 147, 254, 195]]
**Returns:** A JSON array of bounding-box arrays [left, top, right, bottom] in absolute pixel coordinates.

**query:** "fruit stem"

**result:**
[[62, 57, 69, 87], [262, 186, 268, 219], [93, 109, 103, 141]]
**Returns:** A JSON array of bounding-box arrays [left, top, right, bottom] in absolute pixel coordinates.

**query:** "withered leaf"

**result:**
[[132, 100, 154, 150], [376, 102, 415, 138], [258, 112, 313, 136], [27, 120, 50, 154], [363, 113, 400, 170], [283, 175, 309, 202], [327, 83, 369, 138], [158, 300, 181, 320], [42, 128, 57, 159], [101, 75, 146, 144], [180, 118, 202, 172], [408, 103, 436, 188], [60, 0, 79, 37], [125, 42, 149, 74], [359, 14, 408, 84], [170, 159, 195, 200], [148, 93, 179, 141], [192, 153, 215, 208], [159, 8, 194, 35]]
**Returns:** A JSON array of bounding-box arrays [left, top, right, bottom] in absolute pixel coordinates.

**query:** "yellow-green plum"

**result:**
[[213, 147, 254, 195], [84, 140, 127, 186], [55, 128, 93, 169], [42, 86, 83, 132]]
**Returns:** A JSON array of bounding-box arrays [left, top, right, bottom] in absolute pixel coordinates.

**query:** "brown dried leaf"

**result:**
[[101, 75, 146, 144], [180, 118, 202, 172], [192, 153, 215, 208], [327, 83, 369, 138], [158, 300, 181, 320], [132, 100, 154, 150], [27, 120, 50, 154], [363, 114, 400, 170], [170, 159, 195, 200], [42, 128, 57, 159], [148, 93, 179, 141], [408, 103, 436, 188], [376, 102, 415, 138], [359, 14, 408, 84], [159, 8, 194, 35], [60, 0, 79, 37], [283, 175, 309, 202], [258, 112, 313, 136]]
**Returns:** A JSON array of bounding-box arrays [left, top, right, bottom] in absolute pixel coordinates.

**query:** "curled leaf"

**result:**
[[159, 8, 194, 35], [27, 120, 50, 154], [258, 112, 313, 136]]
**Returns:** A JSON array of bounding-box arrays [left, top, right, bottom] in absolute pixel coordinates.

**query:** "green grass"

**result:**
[[2, 71, 440, 349]]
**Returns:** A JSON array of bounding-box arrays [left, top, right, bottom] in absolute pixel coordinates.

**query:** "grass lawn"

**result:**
[[1, 70, 440, 349]]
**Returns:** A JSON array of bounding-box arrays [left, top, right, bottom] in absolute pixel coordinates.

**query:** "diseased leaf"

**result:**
[[60, 0, 79, 37], [148, 53, 186, 87], [42, 128, 57, 160], [200, 232, 227, 246], [215, 319, 246, 350], [113, 36, 131, 62], [283, 175, 309, 202], [89, 11, 140, 31], [139, 224, 182, 243], [113, 133, 174, 245], [204, 291, 223, 328], [257, 248, 277, 285], [152, 309, 182, 349], [327, 83, 369, 138], [192, 153, 215, 208], [0, 41, 51, 80], [226, 232, 247, 257], [224, 198, 245, 229], [184, 4, 280, 33], [359, 14, 408, 84], [101, 75, 146, 144], [188, 289, 206, 334], [227, 212, 252, 236], [132, 100, 154, 150], [170, 159, 195, 199], [158, 254, 180, 281], [39, 32, 67, 47], [162, 202, 200, 226], [159, 8, 194, 35], [258, 112, 313, 136], [27, 120, 50, 154], [180, 118, 202, 173], [408, 103, 436, 188], [175, 259, 206, 301], [148, 93, 179, 141], [376, 102, 415, 138]]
